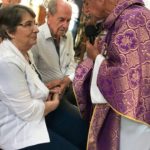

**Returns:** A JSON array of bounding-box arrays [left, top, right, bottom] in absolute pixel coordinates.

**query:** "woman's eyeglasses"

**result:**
[[18, 20, 38, 29]]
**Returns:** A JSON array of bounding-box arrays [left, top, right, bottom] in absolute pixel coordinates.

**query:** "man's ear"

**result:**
[[104, 0, 117, 15], [47, 11, 52, 18]]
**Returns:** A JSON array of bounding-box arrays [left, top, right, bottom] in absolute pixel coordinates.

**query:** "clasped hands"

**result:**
[[46, 76, 71, 100], [44, 78, 71, 115]]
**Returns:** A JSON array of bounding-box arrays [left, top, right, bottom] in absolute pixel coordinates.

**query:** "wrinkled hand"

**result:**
[[51, 93, 60, 110], [48, 86, 61, 98], [59, 76, 71, 97], [86, 38, 100, 61], [45, 77, 71, 98], [46, 79, 61, 90]]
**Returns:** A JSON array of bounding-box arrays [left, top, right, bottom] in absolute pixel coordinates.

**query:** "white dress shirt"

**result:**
[[30, 23, 76, 83], [0, 40, 50, 150]]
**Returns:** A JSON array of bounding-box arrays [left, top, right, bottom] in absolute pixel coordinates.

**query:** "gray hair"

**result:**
[[47, 0, 58, 15], [47, 0, 69, 15]]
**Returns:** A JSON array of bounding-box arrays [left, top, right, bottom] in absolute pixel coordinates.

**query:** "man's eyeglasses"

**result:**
[[18, 21, 38, 28]]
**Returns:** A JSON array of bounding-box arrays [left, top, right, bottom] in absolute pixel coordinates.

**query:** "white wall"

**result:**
[[21, 0, 43, 6]]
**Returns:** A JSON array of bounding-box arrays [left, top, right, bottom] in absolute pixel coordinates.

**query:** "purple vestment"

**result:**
[[73, 0, 150, 149]]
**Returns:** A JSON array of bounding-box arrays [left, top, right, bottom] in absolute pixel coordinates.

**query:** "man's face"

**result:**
[[83, 0, 106, 25], [47, 3, 72, 38]]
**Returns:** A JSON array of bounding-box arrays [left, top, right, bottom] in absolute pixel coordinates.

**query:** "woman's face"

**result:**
[[11, 12, 39, 51]]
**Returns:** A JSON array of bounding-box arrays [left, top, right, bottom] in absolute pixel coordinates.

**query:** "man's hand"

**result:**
[[46, 79, 62, 89], [86, 37, 101, 61], [59, 76, 71, 96]]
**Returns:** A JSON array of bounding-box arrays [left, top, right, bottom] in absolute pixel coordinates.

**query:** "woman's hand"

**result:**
[[49, 86, 61, 95], [44, 93, 60, 116]]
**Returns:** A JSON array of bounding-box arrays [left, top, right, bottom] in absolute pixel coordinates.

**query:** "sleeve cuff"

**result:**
[[68, 73, 75, 82]]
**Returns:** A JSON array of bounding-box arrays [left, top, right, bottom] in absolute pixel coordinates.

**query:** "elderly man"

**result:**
[[73, 0, 150, 150], [31, 0, 77, 105], [30, 0, 88, 149]]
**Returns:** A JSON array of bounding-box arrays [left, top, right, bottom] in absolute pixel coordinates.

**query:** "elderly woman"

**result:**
[[0, 5, 87, 150], [73, 0, 150, 150]]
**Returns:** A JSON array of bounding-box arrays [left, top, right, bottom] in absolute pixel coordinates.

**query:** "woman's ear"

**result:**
[[6, 30, 15, 39]]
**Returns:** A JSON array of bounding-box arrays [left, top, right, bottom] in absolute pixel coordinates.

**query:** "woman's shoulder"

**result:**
[[0, 41, 26, 71]]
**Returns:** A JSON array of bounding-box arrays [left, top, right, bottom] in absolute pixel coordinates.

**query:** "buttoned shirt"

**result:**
[[30, 23, 76, 83], [0, 40, 50, 150]]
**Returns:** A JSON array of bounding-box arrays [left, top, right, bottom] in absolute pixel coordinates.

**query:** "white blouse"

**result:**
[[0, 40, 50, 150]]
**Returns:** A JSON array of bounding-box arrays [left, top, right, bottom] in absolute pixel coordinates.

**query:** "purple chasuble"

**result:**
[[73, 0, 150, 149]]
